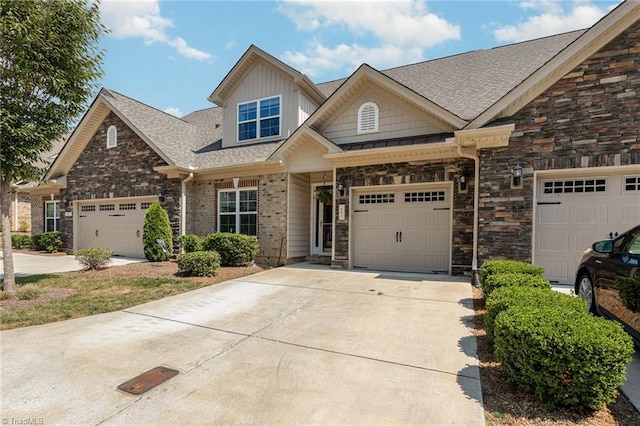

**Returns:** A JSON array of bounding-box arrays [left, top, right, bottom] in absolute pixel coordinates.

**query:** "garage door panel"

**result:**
[[622, 204, 640, 227], [537, 205, 570, 225], [574, 204, 608, 224], [537, 231, 569, 252]]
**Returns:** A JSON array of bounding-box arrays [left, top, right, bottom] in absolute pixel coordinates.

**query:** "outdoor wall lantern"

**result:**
[[62, 194, 70, 207], [458, 174, 467, 193], [157, 188, 165, 203], [511, 163, 523, 187], [338, 181, 346, 197]]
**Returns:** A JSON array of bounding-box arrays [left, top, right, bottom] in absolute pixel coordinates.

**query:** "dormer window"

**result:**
[[238, 95, 281, 142], [106, 125, 117, 148], [357, 102, 379, 134]]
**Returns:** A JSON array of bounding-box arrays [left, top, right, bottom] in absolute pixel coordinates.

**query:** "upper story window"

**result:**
[[357, 102, 379, 134], [106, 125, 117, 148], [238, 96, 281, 142]]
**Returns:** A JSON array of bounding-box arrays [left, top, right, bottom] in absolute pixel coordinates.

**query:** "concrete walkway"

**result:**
[[0, 252, 144, 278], [0, 264, 484, 425]]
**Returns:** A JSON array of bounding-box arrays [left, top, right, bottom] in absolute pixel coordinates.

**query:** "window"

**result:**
[[624, 176, 640, 192], [119, 203, 136, 211], [359, 193, 395, 204], [357, 102, 379, 134], [107, 125, 117, 148], [404, 191, 446, 203], [140, 202, 152, 210], [45, 201, 59, 232], [218, 189, 258, 236], [238, 96, 280, 141], [542, 178, 606, 194], [99, 204, 115, 211], [81, 205, 96, 212]]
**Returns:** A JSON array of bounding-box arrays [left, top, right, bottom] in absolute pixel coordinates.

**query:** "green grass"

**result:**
[[1, 274, 207, 330]]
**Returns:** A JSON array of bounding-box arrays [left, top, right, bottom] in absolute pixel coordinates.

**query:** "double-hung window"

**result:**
[[218, 189, 258, 236], [237, 96, 280, 142], [45, 201, 60, 232]]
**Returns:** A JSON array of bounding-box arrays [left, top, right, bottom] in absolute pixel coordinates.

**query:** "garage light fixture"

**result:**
[[62, 194, 70, 207], [511, 163, 523, 187], [338, 181, 346, 197], [157, 188, 165, 203], [457, 174, 467, 193]]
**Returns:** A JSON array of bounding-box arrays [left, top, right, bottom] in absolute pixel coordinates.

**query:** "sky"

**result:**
[[96, 0, 623, 117]]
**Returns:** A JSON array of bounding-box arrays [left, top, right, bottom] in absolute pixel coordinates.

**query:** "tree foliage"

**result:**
[[143, 202, 173, 262], [0, 0, 105, 296]]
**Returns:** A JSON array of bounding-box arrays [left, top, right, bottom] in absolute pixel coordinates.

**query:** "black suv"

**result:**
[[575, 224, 640, 346]]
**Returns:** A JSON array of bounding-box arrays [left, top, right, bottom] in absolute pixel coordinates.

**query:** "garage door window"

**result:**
[[359, 193, 395, 204], [45, 201, 59, 232], [404, 191, 445, 202], [624, 176, 640, 192], [218, 189, 258, 236], [542, 178, 606, 194]]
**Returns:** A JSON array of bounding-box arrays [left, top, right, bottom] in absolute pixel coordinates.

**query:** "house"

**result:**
[[30, 1, 639, 284]]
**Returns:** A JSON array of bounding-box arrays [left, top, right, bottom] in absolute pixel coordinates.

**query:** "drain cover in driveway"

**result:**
[[118, 366, 179, 395]]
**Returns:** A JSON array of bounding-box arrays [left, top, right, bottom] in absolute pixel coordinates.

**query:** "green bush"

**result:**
[[177, 251, 221, 277], [16, 284, 44, 300], [201, 232, 259, 266], [31, 231, 62, 253], [480, 259, 544, 285], [74, 248, 115, 270], [482, 272, 551, 298], [11, 234, 32, 249], [178, 234, 202, 253], [142, 201, 173, 262], [617, 276, 640, 312], [493, 303, 634, 411], [485, 286, 586, 343]]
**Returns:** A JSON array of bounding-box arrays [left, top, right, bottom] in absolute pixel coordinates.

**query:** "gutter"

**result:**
[[180, 172, 195, 247], [456, 143, 481, 286]]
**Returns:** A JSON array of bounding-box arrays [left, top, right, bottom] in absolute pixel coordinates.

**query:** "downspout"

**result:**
[[456, 143, 481, 287], [180, 172, 194, 249]]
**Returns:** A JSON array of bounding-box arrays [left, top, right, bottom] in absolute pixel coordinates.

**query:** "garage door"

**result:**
[[77, 198, 155, 258], [535, 170, 640, 284], [352, 186, 451, 273]]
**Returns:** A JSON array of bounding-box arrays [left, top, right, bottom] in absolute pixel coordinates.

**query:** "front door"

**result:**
[[313, 185, 333, 255]]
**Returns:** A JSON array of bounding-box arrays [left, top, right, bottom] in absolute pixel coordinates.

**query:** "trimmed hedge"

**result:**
[[143, 202, 173, 262], [11, 234, 32, 249], [177, 251, 221, 277], [482, 272, 551, 298], [74, 248, 115, 270], [31, 231, 62, 253], [494, 303, 634, 410], [201, 233, 259, 266], [617, 276, 640, 312], [178, 234, 202, 253], [485, 286, 587, 343], [480, 259, 544, 284]]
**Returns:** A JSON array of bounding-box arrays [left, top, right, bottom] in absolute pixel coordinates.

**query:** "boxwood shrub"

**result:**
[[178, 234, 202, 253], [485, 286, 586, 343], [177, 251, 221, 277], [11, 234, 32, 249], [480, 259, 544, 285], [31, 231, 62, 253], [493, 303, 634, 410], [482, 272, 551, 298], [201, 233, 259, 266], [143, 202, 173, 262], [74, 248, 115, 270]]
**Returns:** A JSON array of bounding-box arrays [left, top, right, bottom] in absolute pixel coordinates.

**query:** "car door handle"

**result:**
[[396, 231, 399, 242], [595, 260, 602, 264], [399, 231, 402, 242], [95, 230, 99, 237]]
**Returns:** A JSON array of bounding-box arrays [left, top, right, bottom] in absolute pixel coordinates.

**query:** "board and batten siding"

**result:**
[[222, 61, 298, 148], [298, 92, 317, 126], [320, 86, 452, 145], [287, 173, 311, 258]]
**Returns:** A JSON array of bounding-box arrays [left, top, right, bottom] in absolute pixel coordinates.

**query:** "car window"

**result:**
[[626, 233, 640, 255]]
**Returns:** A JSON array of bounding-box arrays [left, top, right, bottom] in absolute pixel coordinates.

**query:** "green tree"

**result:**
[[143, 202, 173, 262], [0, 0, 105, 296]]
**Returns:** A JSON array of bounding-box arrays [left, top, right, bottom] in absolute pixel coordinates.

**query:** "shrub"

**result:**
[[617, 276, 640, 312], [31, 231, 62, 253], [178, 234, 202, 253], [74, 248, 115, 270], [11, 234, 32, 249], [0, 291, 11, 301], [201, 232, 259, 266], [142, 201, 173, 262], [177, 251, 221, 277], [482, 272, 551, 298], [480, 259, 544, 285], [16, 284, 44, 300], [493, 303, 634, 411], [485, 286, 586, 343]]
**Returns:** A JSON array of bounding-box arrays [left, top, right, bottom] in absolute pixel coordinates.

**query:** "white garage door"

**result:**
[[352, 185, 451, 273], [535, 170, 640, 284], [77, 198, 155, 258]]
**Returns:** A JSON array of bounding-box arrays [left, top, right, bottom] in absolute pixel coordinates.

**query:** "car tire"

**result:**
[[577, 274, 596, 314]]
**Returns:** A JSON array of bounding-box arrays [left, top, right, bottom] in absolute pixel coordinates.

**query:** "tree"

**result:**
[[0, 0, 105, 296], [143, 202, 173, 262]]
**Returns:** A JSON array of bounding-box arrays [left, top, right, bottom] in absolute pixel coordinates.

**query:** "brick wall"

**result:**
[[477, 19, 640, 263]]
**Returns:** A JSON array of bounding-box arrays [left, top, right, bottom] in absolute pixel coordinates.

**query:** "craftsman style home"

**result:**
[[30, 2, 639, 284]]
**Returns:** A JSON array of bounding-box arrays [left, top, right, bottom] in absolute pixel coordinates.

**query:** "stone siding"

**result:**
[[335, 159, 475, 275], [62, 112, 180, 252], [478, 19, 640, 263]]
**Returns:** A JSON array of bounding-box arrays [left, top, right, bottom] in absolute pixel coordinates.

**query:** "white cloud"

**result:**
[[278, 0, 460, 76], [163, 106, 183, 117], [493, 0, 613, 42], [100, 0, 212, 62], [225, 41, 237, 50]]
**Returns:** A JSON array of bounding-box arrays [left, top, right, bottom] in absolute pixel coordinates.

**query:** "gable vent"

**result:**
[[357, 102, 379, 134], [106, 125, 117, 149]]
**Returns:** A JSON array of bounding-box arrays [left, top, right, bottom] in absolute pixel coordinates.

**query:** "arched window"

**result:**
[[106, 125, 117, 148], [357, 102, 379, 134]]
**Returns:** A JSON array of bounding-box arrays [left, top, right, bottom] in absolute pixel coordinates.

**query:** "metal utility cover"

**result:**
[[117, 366, 179, 395]]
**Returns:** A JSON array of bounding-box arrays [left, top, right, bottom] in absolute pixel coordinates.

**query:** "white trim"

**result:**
[[237, 95, 282, 143], [357, 101, 379, 134], [45, 200, 60, 232], [310, 182, 333, 256], [217, 187, 259, 236]]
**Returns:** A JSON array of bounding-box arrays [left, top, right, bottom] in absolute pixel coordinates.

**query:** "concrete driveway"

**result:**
[[0, 264, 483, 425], [0, 252, 144, 278]]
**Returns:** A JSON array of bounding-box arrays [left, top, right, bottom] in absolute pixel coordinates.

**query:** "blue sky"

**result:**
[[97, 0, 622, 117]]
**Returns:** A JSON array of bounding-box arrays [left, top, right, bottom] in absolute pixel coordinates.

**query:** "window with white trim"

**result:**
[[359, 193, 394, 204], [237, 96, 281, 142], [45, 201, 59, 232], [218, 189, 258, 236], [357, 102, 379, 134], [404, 191, 446, 202], [107, 125, 117, 148], [624, 176, 640, 192], [542, 178, 606, 194]]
